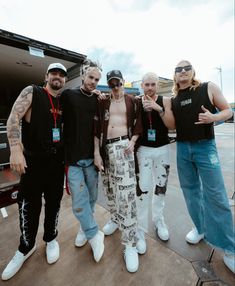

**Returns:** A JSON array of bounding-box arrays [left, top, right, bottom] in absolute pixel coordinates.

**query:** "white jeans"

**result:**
[[136, 145, 170, 232]]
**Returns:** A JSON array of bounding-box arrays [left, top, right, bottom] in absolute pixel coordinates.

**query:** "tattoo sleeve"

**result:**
[[7, 86, 33, 148]]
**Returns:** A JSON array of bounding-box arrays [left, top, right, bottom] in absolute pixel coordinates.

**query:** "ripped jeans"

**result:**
[[68, 159, 99, 240], [136, 145, 170, 232], [177, 139, 235, 254]]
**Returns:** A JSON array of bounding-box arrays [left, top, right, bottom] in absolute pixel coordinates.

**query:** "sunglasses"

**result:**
[[109, 82, 123, 89], [175, 65, 192, 73]]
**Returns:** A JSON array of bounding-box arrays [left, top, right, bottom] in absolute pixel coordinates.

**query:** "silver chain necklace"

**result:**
[[80, 87, 93, 97]]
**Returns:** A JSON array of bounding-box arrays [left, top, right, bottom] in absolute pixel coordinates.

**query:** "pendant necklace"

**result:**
[[80, 87, 93, 97]]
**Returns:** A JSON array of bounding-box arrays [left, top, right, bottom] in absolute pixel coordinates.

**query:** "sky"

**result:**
[[0, 0, 234, 103]]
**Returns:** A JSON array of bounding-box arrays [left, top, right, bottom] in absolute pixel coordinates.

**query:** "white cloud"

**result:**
[[0, 0, 234, 102]]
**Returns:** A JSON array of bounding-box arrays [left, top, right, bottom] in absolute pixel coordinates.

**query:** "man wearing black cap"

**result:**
[[2, 63, 67, 281], [94, 70, 142, 273]]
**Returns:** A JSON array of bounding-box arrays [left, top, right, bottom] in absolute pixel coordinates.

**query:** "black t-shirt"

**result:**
[[139, 95, 169, 147], [171, 82, 217, 141], [61, 87, 98, 165]]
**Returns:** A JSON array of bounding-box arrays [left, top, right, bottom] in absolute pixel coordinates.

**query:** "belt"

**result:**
[[106, 135, 129, 145]]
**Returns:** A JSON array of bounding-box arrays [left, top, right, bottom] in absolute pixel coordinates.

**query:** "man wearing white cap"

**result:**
[[2, 63, 67, 280]]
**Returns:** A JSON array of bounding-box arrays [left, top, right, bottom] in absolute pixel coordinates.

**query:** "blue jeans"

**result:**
[[68, 159, 98, 240], [177, 139, 235, 254]]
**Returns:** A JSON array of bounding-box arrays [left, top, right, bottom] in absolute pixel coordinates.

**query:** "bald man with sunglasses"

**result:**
[[134, 72, 175, 255]]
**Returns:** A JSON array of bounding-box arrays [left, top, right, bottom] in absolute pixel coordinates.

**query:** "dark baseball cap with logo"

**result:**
[[106, 70, 123, 82]]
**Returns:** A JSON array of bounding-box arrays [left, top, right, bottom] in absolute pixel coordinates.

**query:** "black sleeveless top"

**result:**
[[171, 82, 217, 141], [22, 85, 63, 153], [140, 95, 169, 147]]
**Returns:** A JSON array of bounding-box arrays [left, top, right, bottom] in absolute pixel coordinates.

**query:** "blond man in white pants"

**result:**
[[136, 72, 175, 254]]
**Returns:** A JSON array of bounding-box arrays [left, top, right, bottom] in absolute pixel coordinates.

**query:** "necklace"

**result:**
[[80, 87, 93, 97]]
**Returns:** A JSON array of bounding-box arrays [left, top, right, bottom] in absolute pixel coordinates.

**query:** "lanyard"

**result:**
[[44, 87, 60, 128], [147, 112, 153, 129], [142, 95, 157, 130]]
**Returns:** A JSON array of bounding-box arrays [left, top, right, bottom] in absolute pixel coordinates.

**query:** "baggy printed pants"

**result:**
[[136, 144, 170, 232], [102, 138, 137, 246]]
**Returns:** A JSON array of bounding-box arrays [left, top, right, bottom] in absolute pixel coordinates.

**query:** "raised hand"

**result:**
[[195, 105, 215, 124]]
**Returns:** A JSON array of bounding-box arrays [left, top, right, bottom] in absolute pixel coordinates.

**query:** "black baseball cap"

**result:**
[[106, 70, 123, 82]]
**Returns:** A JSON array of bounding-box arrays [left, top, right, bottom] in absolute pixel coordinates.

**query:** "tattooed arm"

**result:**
[[7, 86, 33, 174]]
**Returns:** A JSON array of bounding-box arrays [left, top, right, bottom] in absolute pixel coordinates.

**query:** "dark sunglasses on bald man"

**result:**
[[175, 65, 192, 73], [109, 82, 123, 89]]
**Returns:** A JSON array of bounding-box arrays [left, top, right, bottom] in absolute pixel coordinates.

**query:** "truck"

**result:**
[[0, 28, 87, 213], [0, 28, 87, 121]]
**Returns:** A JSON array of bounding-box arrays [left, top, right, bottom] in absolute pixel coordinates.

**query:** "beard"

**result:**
[[48, 79, 63, 90]]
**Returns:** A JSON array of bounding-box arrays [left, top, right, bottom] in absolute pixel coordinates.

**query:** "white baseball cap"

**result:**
[[47, 63, 67, 75]]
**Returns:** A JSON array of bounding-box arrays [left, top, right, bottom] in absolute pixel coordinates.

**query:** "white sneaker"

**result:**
[[46, 239, 60, 264], [136, 229, 146, 254], [223, 253, 235, 274], [75, 227, 87, 247], [102, 220, 118, 236], [124, 246, 139, 273], [156, 219, 169, 241], [1, 246, 36, 281], [89, 230, 104, 262], [185, 228, 204, 244]]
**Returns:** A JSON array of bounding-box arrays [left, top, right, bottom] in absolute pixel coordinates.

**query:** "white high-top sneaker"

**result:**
[[124, 246, 139, 273], [136, 229, 147, 254], [223, 253, 235, 274], [102, 220, 118, 236], [153, 195, 169, 241], [156, 218, 169, 241], [88, 230, 104, 262], [185, 228, 204, 244], [1, 246, 36, 281], [75, 227, 87, 247], [46, 239, 60, 264]]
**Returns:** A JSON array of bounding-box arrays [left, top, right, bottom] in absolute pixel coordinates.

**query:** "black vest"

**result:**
[[140, 95, 169, 147], [22, 85, 63, 153], [171, 82, 217, 141]]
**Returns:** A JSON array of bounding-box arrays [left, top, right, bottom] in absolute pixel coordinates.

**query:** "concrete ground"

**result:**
[[0, 123, 234, 286]]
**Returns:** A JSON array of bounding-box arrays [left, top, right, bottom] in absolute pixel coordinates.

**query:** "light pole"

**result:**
[[215, 66, 223, 93]]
